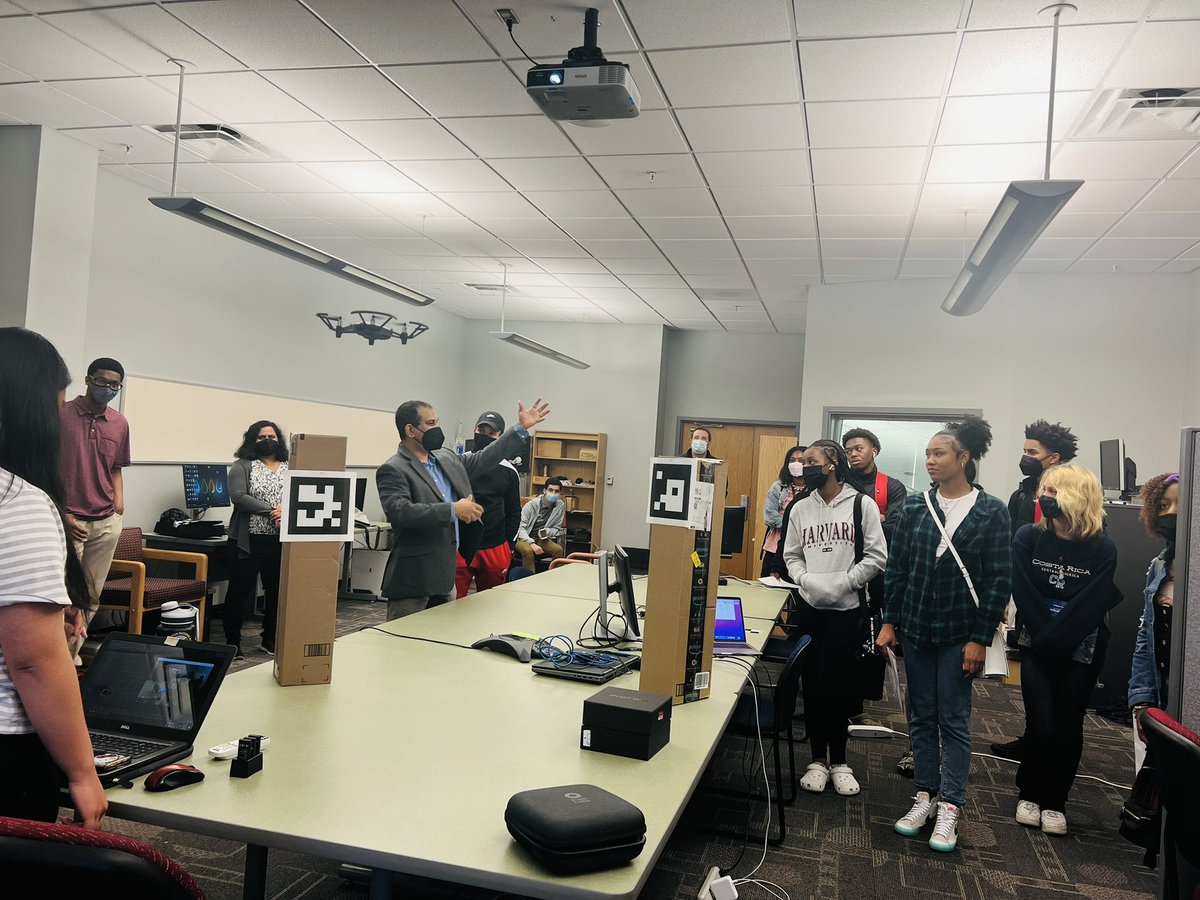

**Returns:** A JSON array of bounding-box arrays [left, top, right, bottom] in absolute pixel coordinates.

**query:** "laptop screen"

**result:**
[[82, 634, 233, 740], [714, 597, 747, 643]]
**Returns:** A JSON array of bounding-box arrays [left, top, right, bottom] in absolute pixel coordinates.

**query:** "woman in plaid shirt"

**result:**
[[877, 417, 1011, 853]]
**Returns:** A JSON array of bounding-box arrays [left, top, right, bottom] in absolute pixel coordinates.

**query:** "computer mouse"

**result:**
[[144, 763, 205, 792], [470, 634, 533, 663]]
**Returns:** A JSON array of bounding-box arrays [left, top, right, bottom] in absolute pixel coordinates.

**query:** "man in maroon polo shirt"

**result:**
[[60, 357, 131, 658]]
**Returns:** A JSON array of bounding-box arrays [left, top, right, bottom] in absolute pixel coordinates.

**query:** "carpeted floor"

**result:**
[[101, 599, 1158, 900]]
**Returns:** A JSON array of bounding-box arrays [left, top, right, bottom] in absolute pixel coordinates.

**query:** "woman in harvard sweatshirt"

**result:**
[[1011, 464, 1118, 837], [782, 439, 887, 797]]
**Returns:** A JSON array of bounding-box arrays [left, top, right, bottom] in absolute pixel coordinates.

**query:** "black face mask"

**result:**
[[255, 438, 278, 458], [1038, 495, 1061, 519], [802, 465, 829, 490], [418, 426, 445, 453], [1019, 456, 1043, 478], [472, 432, 495, 450], [1155, 513, 1177, 543]]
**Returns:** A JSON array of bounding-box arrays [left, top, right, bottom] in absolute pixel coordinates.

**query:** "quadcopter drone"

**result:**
[[316, 311, 429, 346]]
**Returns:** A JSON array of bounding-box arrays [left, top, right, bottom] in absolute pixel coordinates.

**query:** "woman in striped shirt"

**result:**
[[0, 327, 107, 829]]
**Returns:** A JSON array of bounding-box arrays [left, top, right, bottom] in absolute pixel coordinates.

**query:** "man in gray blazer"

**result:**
[[377, 397, 549, 620]]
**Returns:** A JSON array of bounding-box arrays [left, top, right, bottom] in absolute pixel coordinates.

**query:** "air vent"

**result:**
[[1073, 88, 1200, 139], [597, 65, 628, 85], [145, 123, 272, 160], [464, 283, 525, 296]]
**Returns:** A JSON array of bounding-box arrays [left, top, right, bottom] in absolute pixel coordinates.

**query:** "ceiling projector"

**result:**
[[525, 7, 640, 124]]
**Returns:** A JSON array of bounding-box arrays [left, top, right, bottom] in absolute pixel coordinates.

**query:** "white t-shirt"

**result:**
[[934, 488, 979, 559], [0, 471, 72, 735]]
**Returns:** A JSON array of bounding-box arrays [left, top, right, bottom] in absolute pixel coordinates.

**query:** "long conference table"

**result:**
[[105, 564, 789, 900]]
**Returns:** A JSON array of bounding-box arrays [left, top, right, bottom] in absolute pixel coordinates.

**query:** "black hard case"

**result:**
[[504, 784, 646, 874]]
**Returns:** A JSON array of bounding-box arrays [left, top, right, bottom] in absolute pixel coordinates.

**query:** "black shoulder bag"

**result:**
[[853, 492, 886, 701]]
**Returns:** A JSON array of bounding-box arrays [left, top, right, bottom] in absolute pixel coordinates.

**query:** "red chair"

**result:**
[[1142, 708, 1200, 900], [0, 816, 205, 899], [98, 527, 208, 636], [548, 552, 600, 569]]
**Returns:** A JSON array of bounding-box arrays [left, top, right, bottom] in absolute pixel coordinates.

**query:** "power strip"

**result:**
[[697, 866, 722, 900], [697, 866, 738, 900]]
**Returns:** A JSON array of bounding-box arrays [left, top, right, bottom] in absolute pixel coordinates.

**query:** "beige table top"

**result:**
[[106, 571, 784, 900]]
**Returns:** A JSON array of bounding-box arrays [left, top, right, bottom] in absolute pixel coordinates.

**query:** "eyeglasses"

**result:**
[[88, 377, 123, 391]]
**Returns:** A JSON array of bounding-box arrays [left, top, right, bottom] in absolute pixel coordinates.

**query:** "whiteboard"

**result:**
[[120, 376, 398, 467]]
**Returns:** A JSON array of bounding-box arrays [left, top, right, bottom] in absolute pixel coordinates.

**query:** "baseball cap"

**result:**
[[475, 411, 505, 432]]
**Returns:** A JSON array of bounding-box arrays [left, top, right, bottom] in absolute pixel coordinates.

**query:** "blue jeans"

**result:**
[[903, 638, 974, 807]]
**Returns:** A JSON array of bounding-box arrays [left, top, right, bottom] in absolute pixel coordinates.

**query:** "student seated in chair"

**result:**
[[515, 478, 566, 571]]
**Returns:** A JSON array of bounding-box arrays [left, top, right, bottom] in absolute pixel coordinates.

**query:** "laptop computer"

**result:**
[[712, 596, 760, 656], [531, 652, 639, 685], [82, 632, 235, 786]]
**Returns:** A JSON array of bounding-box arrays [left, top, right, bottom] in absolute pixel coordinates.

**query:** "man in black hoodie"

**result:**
[[454, 411, 522, 597]]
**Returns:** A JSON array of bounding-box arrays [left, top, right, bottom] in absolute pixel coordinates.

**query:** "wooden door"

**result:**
[[679, 421, 797, 579]]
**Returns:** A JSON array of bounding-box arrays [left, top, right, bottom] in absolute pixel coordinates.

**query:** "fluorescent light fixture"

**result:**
[[490, 331, 590, 369], [148, 196, 434, 307], [941, 179, 1082, 317]]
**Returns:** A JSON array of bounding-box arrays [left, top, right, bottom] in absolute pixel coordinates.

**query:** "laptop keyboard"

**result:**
[[90, 732, 169, 758]]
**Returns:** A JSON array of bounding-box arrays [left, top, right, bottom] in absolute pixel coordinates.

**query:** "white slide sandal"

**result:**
[[830, 764, 860, 796], [800, 762, 830, 793]]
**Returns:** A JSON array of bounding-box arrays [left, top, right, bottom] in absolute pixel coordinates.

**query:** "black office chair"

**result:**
[[0, 816, 205, 899], [1141, 708, 1200, 900]]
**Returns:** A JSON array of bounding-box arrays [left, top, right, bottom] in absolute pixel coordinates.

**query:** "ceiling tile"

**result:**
[[383, 61, 538, 117], [621, 274, 690, 289], [602, 257, 674, 274], [811, 146, 926, 183], [592, 153, 704, 189], [194, 192, 307, 219], [1156, 259, 1200, 273], [0, 14, 130, 79], [738, 238, 819, 258], [524, 190, 628, 218], [555, 218, 647, 240], [925, 143, 1044, 182], [52, 5, 243, 74], [564, 109, 686, 156], [439, 191, 545, 218], [910, 213, 991, 239], [300, 161, 420, 193], [686, 273, 755, 289], [821, 238, 904, 257], [967, 0, 1140, 28], [264, 68, 424, 120], [635, 289, 701, 306], [571, 284, 641, 299], [818, 216, 911, 238], [638, 217, 728, 239], [900, 258, 963, 277], [726, 216, 817, 239], [457, 0, 636, 58], [391, 159, 510, 192], [951, 24, 1131, 95], [1038, 212, 1122, 238], [506, 239, 590, 258], [0, 82, 121, 128], [937, 92, 1090, 144], [466, 257, 548, 274], [673, 258, 749, 275], [657, 239, 740, 258], [212, 162, 339, 193], [823, 258, 899, 275], [817, 184, 919, 215], [745, 258, 822, 275], [1138, 180, 1200, 213], [557, 272, 626, 288], [132, 162, 259, 193], [308, 0, 494, 64], [489, 156, 606, 191], [329, 217, 426, 239], [51, 78, 212, 127], [795, 0, 964, 37], [1069, 258, 1164, 272], [712, 185, 814, 216], [99, 164, 171, 192], [650, 43, 799, 107], [1173, 151, 1200, 179], [65, 125, 205, 165], [905, 238, 973, 258], [915, 181, 1009, 216], [1149, 0, 1200, 19], [168, 0, 363, 68], [442, 115, 578, 158], [360, 192, 462, 219], [1104, 21, 1200, 88], [1022, 238, 1095, 259], [256, 217, 354, 239], [1052, 140, 1194, 180], [1110, 212, 1200, 238], [475, 218, 566, 240], [626, 0, 792, 48], [805, 98, 938, 148], [801, 33, 956, 101], [148, 72, 319, 124], [238, 122, 373, 161], [676, 105, 806, 152], [1085, 237, 1197, 259], [580, 239, 663, 258], [697, 150, 813, 187], [335, 119, 472, 160], [272, 192, 389, 218], [1061, 179, 1156, 213], [615, 188, 718, 217]]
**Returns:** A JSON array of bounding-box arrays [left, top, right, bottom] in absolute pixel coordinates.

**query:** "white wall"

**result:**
[[800, 274, 1197, 490], [456, 320, 665, 550], [659, 329, 805, 452], [85, 170, 468, 529]]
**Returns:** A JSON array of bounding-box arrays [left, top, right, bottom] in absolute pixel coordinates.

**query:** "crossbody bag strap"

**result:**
[[854, 491, 868, 611], [922, 490, 980, 608]]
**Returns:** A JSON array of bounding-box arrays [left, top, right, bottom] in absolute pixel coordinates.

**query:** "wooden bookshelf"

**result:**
[[530, 431, 607, 553]]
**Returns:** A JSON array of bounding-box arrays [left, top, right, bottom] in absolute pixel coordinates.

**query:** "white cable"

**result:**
[[737, 879, 791, 900]]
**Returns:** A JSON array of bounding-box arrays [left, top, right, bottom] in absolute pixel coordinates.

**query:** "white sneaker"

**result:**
[[929, 802, 961, 852], [1015, 800, 1041, 826], [894, 791, 938, 836], [1040, 810, 1068, 835]]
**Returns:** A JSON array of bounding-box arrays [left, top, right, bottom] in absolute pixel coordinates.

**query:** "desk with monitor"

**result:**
[[104, 564, 787, 900]]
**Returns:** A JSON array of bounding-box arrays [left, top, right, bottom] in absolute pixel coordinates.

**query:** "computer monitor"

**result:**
[[182, 464, 230, 510], [612, 545, 640, 639], [1099, 439, 1137, 501], [721, 505, 747, 557], [354, 475, 367, 512], [594, 549, 638, 641]]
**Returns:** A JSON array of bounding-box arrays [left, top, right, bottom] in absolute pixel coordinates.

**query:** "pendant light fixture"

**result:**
[[942, 3, 1084, 316], [489, 264, 589, 369]]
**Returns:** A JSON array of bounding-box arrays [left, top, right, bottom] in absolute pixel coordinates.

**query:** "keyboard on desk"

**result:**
[[90, 732, 170, 758]]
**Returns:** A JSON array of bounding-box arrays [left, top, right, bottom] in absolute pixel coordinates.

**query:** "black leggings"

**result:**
[[790, 600, 863, 766], [0, 732, 65, 822], [225, 534, 282, 646]]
